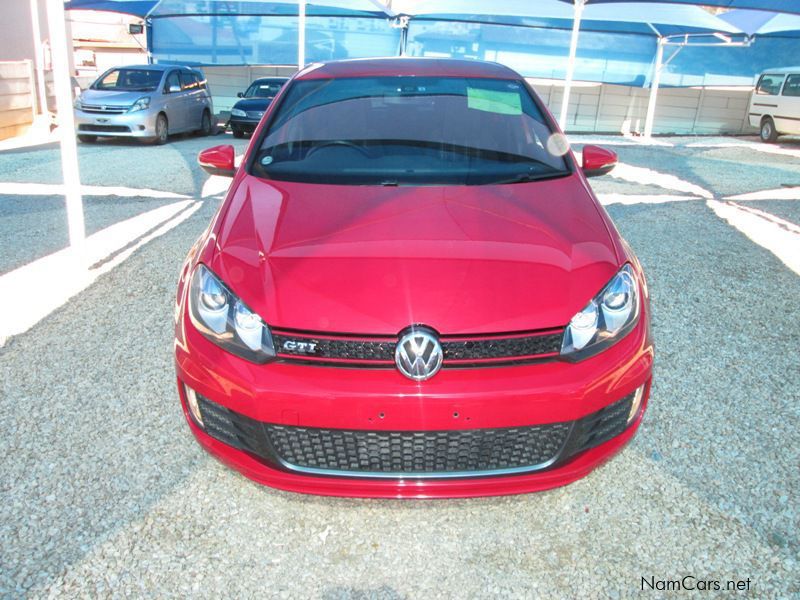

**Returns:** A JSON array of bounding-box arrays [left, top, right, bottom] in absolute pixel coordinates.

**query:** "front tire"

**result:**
[[232, 126, 244, 139], [760, 117, 778, 143], [77, 134, 97, 143], [199, 110, 212, 136], [152, 114, 168, 145]]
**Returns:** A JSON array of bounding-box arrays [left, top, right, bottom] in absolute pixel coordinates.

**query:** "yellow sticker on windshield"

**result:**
[[467, 88, 522, 115]]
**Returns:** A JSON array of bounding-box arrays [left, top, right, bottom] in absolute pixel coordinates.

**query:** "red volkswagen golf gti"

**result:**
[[174, 58, 653, 498]]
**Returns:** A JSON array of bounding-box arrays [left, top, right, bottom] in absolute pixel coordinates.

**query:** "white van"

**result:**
[[748, 68, 800, 143]]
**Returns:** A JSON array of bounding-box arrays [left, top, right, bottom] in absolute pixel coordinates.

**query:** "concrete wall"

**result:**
[[532, 79, 755, 135], [202, 68, 756, 135], [203, 65, 298, 116]]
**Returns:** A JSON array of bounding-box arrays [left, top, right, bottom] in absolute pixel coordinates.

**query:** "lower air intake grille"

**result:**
[[266, 422, 571, 475], [194, 392, 635, 479]]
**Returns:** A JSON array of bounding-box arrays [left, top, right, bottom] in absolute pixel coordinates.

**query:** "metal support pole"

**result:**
[[30, 0, 48, 115], [558, 0, 584, 131], [644, 37, 665, 138], [298, 0, 306, 69], [46, 0, 85, 249]]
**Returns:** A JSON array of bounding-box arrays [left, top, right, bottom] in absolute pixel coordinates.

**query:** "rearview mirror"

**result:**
[[582, 145, 618, 178], [237, 92, 244, 98], [198, 145, 236, 177], [168, 84, 181, 94]]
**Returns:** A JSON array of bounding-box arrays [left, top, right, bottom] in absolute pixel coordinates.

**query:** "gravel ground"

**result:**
[[0, 134, 798, 598]]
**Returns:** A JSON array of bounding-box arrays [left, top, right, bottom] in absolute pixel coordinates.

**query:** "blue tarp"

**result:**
[[570, 1, 800, 16], [720, 9, 800, 35], [64, 0, 157, 18]]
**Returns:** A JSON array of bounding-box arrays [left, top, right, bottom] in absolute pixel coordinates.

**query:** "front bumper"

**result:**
[[228, 116, 261, 132], [74, 108, 158, 138], [175, 303, 653, 498]]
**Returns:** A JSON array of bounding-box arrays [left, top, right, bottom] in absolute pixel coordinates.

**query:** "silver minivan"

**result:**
[[74, 64, 214, 144]]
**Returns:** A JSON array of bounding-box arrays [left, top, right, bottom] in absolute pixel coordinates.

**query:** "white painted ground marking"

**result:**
[[201, 175, 232, 198], [687, 141, 800, 160], [609, 163, 714, 199], [707, 200, 800, 276], [598, 193, 702, 206], [725, 187, 800, 201], [0, 182, 189, 199], [0, 200, 202, 345]]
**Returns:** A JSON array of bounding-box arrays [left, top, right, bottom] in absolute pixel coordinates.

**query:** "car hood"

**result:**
[[232, 98, 274, 111], [79, 88, 148, 107], [209, 175, 620, 335]]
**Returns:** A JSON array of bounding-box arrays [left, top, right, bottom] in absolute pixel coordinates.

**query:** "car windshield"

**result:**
[[245, 80, 285, 98], [93, 68, 162, 92], [253, 76, 570, 186]]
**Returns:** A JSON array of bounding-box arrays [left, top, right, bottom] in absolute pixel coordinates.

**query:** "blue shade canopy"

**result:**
[[149, 0, 390, 18], [566, 1, 800, 16], [720, 9, 800, 35], [64, 0, 158, 17], [394, 0, 743, 37]]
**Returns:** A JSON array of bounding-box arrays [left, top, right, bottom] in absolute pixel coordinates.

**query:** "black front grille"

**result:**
[[194, 392, 635, 479], [272, 330, 563, 367], [245, 110, 264, 119], [78, 124, 131, 133]]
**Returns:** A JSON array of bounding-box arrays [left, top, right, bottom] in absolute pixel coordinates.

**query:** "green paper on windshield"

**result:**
[[467, 87, 522, 115]]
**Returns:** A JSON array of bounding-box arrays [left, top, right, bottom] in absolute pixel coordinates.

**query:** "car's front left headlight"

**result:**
[[129, 96, 150, 112], [560, 264, 640, 361], [230, 108, 247, 117], [188, 264, 276, 363]]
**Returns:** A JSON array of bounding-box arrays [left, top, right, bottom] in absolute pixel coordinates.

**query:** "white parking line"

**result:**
[[0, 182, 189, 199], [725, 187, 800, 201], [0, 200, 202, 346], [687, 141, 800, 159], [707, 200, 800, 275], [609, 163, 714, 199]]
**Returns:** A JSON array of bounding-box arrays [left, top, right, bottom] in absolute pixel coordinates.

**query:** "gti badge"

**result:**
[[282, 339, 318, 354], [395, 326, 443, 381]]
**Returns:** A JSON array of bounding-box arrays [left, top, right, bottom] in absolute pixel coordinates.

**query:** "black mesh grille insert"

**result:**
[[266, 422, 572, 475], [194, 392, 636, 479]]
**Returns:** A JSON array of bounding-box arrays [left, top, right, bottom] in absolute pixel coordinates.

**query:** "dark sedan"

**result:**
[[228, 77, 288, 138]]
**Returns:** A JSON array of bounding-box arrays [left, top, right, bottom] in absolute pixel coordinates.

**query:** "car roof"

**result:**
[[295, 57, 521, 81], [760, 67, 800, 75], [251, 77, 289, 83], [112, 64, 198, 72]]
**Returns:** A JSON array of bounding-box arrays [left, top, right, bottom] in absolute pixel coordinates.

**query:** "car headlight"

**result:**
[[230, 108, 247, 117], [73, 97, 83, 110], [560, 264, 640, 361], [129, 96, 150, 112], [188, 264, 276, 363]]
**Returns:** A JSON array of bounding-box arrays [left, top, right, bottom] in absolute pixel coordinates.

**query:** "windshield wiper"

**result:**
[[486, 171, 570, 185]]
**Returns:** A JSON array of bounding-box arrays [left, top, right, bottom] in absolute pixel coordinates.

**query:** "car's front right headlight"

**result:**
[[188, 264, 276, 363], [129, 96, 150, 112], [230, 108, 247, 117], [560, 264, 640, 361]]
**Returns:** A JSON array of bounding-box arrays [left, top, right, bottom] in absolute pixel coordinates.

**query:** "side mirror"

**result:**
[[237, 92, 244, 98], [168, 84, 181, 94], [582, 145, 618, 178], [198, 145, 236, 177]]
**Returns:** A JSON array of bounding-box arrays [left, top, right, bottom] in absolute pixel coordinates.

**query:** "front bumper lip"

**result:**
[[183, 392, 648, 498], [74, 108, 158, 137]]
